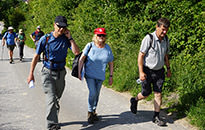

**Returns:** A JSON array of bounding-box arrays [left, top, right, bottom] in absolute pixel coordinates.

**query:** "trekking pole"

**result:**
[[1, 45, 4, 61]]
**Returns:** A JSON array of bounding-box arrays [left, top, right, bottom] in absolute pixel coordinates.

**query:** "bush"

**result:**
[[187, 97, 205, 130]]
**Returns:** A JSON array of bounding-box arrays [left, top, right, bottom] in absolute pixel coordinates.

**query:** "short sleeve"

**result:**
[[83, 42, 92, 56], [3, 32, 8, 39], [107, 45, 114, 62], [36, 35, 46, 55], [140, 34, 151, 54], [31, 32, 35, 36]]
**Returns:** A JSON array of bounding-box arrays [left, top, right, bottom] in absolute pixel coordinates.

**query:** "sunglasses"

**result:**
[[97, 34, 106, 37], [56, 24, 66, 29]]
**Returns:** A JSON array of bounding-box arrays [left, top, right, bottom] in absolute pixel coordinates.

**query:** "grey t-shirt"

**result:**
[[140, 31, 170, 70]]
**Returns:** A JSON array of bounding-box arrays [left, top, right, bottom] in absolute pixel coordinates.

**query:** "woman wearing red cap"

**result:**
[[78, 28, 114, 124]]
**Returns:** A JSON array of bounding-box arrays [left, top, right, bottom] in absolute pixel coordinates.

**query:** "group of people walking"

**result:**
[[2, 15, 171, 130], [1, 25, 44, 63], [2, 27, 26, 63]]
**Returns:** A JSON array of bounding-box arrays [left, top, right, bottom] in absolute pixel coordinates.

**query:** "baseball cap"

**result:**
[[94, 28, 106, 35], [36, 25, 41, 29], [8, 26, 14, 30], [55, 16, 67, 27], [19, 29, 23, 34]]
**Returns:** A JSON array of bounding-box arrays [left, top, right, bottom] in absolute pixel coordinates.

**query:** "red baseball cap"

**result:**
[[94, 28, 106, 35]]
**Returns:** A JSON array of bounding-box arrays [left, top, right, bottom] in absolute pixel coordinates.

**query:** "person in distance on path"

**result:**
[[27, 16, 80, 130], [130, 18, 171, 126], [17, 29, 26, 61], [30, 25, 44, 61], [2, 26, 18, 63]]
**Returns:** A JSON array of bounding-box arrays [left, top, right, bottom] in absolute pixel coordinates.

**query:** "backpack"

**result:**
[[147, 33, 168, 53], [42, 33, 67, 69], [34, 31, 44, 41]]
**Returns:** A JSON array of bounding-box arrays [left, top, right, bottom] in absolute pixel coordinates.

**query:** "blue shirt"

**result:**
[[31, 31, 44, 41], [36, 32, 71, 69], [3, 32, 17, 45], [83, 42, 114, 81]]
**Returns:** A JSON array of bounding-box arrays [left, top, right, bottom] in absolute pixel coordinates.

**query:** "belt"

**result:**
[[143, 66, 163, 72], [45, 67, 65, 72]]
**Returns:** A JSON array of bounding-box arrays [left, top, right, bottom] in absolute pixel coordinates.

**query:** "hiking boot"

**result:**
[[93, 110, 99, 121], [130, 97, 138, 114], [88, 112, 94, 124], [152, 116, 166, 126]]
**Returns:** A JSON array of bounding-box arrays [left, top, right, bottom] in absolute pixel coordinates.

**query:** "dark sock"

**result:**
[[153, 112, 159, 118]]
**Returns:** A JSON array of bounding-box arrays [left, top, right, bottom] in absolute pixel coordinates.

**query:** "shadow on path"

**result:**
[[0, 57, 33, 63], [60, 110, 174, 129]]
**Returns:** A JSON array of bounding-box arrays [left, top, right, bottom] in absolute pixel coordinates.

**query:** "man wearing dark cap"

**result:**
[[27, 16, 80, 130]]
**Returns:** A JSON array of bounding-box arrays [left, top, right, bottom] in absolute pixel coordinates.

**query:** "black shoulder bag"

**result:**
[[71, 43, 92, 78]]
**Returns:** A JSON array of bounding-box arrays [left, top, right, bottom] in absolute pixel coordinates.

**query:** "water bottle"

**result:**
[[29, 80, 35, 88], [136, 78, 143, 84]]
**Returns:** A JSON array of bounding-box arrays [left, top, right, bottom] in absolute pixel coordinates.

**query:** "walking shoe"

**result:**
[[130, 97, 138, 114], [49, 124, 61, 130], [93, 110, 99, 121], [9, 59, 13, 64], [152, 116, 166, 126], [88, 112, 94, 124]]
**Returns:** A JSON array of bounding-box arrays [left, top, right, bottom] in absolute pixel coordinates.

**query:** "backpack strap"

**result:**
[[4, 32, 8, 39], [147, 34, 168, 53], [42, 33, 51, 64], [164, 35, 168, 43], [43, 32, 67, 70], [147, 33, 153, 53], [87, 42, 92, 54]]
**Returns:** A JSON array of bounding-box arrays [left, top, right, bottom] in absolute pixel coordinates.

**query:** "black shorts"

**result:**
[[141, 66, 165, 96], [7, 45, 15, 51]]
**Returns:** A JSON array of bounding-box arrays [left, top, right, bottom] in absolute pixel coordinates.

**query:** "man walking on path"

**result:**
[[27, 16, 80, 130], [30, 25, 44, 61], [2, 26, 18, 63], [130, 18, 171, 126]]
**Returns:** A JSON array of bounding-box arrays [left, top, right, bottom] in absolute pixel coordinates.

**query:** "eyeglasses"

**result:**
[[56, 24, 66, 29], [97, 34, 106, 37]]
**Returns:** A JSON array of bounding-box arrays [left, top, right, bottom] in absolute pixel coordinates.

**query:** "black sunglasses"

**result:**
[[56, 24, 66, 29], [97, 34, 106, 37]]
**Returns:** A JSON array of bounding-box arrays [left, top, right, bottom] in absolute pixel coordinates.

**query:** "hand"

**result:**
[[78, 74, 82, 80], [64, 29, 72, 39], [2, 40, 5, 46], [139, 72, 146, 81], [27, 74, 35, 84]]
